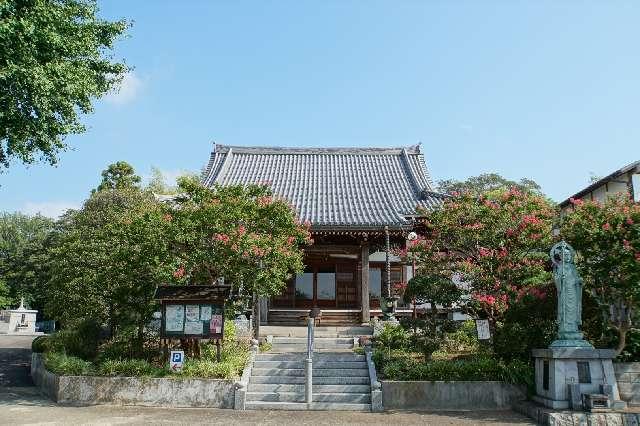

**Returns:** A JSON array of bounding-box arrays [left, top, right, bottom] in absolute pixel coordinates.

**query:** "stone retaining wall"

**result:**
[[614, 362, 640, 407], [31, 353, 235, 408], [381, 381, 526, 411]]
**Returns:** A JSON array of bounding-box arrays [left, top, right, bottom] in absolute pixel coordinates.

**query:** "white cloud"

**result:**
[[104, 71, 143, 105], [22, 201, 80, 219]]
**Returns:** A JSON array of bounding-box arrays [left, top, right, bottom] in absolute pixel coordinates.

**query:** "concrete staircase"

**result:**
[[269, 336, 356, 352], [245, 337, 372, 411]]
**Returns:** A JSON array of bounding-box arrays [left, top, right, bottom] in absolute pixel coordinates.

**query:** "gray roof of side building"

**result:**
[[202, 144, 445, 229], [559, 160, 640, 208]]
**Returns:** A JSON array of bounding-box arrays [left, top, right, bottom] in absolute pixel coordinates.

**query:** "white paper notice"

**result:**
[[165, 305, 184, 332], [210, 315, 223, 334], [185, 305, 200, 322], [476, 319, 491, 340], [184, 321, 203, 335], [200, 306, 212, 321]]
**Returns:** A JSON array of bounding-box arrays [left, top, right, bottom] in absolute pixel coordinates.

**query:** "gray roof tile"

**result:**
[[202, 144, 444, 229]]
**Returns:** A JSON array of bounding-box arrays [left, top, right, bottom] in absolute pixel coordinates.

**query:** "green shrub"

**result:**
[[223, 320, 236, 342], [97, 359, 166, 377], [259, 342, 272, 352], [31, 335, 50, 353], [44, 352, 95, 376], [438, 320, 481, 355], [178, 359, 237, 379], [374, 323, 410, 355], [46, 319, 102, 360], [378, 354, 533, 387]]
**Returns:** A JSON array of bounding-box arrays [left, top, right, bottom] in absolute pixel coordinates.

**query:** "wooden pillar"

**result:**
[[360, 243, 370, 324]]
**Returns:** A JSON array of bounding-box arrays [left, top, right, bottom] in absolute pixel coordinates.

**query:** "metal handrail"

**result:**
[[305, 317, 314, 405]]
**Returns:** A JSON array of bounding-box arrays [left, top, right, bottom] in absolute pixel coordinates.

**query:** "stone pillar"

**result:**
[[361, 243, 370, 324], [259, 297, 268, 325]]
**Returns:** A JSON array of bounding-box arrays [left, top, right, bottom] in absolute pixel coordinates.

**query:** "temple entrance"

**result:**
[[272, 261, 359, 309]]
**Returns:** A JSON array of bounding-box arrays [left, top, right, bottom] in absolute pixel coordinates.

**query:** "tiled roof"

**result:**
[[202, 144, 444, 229]]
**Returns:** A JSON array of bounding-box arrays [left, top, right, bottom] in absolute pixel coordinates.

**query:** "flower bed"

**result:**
[[31, 353, 236, 408]]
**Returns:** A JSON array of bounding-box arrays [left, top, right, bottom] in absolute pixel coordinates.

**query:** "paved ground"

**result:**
[[0, 335, 535, 425], [0, 335, 36, 388]]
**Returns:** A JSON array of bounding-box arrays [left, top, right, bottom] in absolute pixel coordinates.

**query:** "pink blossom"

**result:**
[[498, 247, 508, 258], [163, 213, 173, 222], [602, 223, 611, 231], [569, 198, 584, 206], [237, 225, 247, 236], [636, 252, 640, 262], [623, 240, 632, 250], [287, 236, 296, 245], [214, 233, 230, 244], [173, 266, 185, 279], [626, 218, 634, 225], [478, 247, 492, 257]]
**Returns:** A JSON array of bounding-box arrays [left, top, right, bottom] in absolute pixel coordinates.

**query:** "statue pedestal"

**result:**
[[532, 347, 626, 410]]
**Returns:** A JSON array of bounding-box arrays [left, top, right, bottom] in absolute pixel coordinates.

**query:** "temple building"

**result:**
[[202, 144, 443, 325]]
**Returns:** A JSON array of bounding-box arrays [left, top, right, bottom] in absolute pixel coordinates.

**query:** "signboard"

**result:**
[[161, 303, 224, 339], [170, 350, 184, 372], [476, 319, 491, 340]]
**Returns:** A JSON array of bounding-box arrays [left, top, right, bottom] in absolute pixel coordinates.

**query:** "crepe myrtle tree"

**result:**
[[405, 188, 555, 329], [562, 195, 640, 356], [165, 177, 311, 300]]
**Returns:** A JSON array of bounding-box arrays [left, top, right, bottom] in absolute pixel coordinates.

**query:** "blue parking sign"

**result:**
[[170, 350, 184, 372]]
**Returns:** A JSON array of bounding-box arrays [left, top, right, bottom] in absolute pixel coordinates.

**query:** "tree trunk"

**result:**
[[614, 325, 629, 357]]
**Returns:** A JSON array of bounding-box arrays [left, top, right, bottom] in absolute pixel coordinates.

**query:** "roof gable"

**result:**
[[202, 144, 443, 228]]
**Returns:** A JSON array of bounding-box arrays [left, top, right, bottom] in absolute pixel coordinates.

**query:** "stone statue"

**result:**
[[549, 241, 592, 348]]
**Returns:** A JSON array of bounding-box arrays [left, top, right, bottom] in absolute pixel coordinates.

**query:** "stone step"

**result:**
[[270, 344, 354, 352], [251, 368, 368, 377], [249, 383, 371, 393], [256, 353, 365, 362], [260, 325, 373, 338], [253, 360, 367, 369], [249, 376, 370, 385], [246, 392, 371, 403], [245, 401, 372, 411], [273, 337, 355, 345]]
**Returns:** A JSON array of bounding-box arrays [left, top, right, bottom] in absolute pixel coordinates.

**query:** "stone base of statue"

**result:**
[[532, 347, 627, 410]]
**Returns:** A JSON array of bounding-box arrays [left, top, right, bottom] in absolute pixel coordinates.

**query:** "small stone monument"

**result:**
[[0, 298, 39, 335], [532, 241, 626, 410]]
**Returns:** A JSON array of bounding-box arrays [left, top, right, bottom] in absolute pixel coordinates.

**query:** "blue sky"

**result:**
[[2, 1, 639, 217]]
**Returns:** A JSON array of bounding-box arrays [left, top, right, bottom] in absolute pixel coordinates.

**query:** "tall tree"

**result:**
[[407, 188, 555, 328], [437, 173, 543, 196], [94, 161, 141, 192], [0, 0, 130, 169], [562, 195, 640, 356], [0, 212, 55, 309], [46, 187, 171, 352], [166, 177, 311, 297]]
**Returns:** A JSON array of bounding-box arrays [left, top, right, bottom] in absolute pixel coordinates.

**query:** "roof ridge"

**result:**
[[213, 144, 422, 155]]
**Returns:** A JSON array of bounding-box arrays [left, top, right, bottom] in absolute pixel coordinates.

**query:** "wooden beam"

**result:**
[[361, 243, 370, 324]]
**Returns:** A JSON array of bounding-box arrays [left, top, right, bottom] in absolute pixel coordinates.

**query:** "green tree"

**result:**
[[0, 0, 130, 169], [94, 161, 141, 192], [0, 212, 55, 309], [408, 188, 555, 329], [562, 195, 640, 356], [437, 173, 543, 196], [46, 187, 172, 354], [166, 177, 311, 297], [403, 274, 462, 360]]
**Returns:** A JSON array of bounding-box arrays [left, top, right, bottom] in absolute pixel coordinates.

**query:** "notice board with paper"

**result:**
[[154, 285, 229, 340]]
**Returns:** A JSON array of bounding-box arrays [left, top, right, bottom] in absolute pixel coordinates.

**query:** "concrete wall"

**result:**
[[382, 381, 526, 411], [31, 353, 235, 408], [614, 362, 640, 407]]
